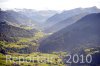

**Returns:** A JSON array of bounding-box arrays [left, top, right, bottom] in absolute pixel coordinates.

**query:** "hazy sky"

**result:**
[[0, 0, 100, 10]]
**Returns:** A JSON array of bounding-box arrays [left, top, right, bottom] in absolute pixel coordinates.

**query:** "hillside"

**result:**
[[44, 13, 88, 33], [0, 21, 37, 41], [39, 13, 100, 53]]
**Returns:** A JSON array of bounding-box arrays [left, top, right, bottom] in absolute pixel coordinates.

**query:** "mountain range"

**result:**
[[0, 7, 100, 53], [44, 6, 100, 32]]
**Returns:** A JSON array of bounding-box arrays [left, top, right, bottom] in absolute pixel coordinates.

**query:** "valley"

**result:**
[[0, 7, 100, 66]]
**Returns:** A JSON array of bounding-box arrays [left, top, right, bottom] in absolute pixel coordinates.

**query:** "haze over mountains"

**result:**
[[17, 9, 57, 23], [0, 6, 100, 54], [44, 13, 88, 33], [0, 9, 57, 30], [44, 6, 100, 33], [46, 6, 100, 24]]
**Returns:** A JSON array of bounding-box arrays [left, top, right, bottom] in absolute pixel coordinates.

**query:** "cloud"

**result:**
[[0, 0, 9, 3], [0, 0, 100, 10]]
